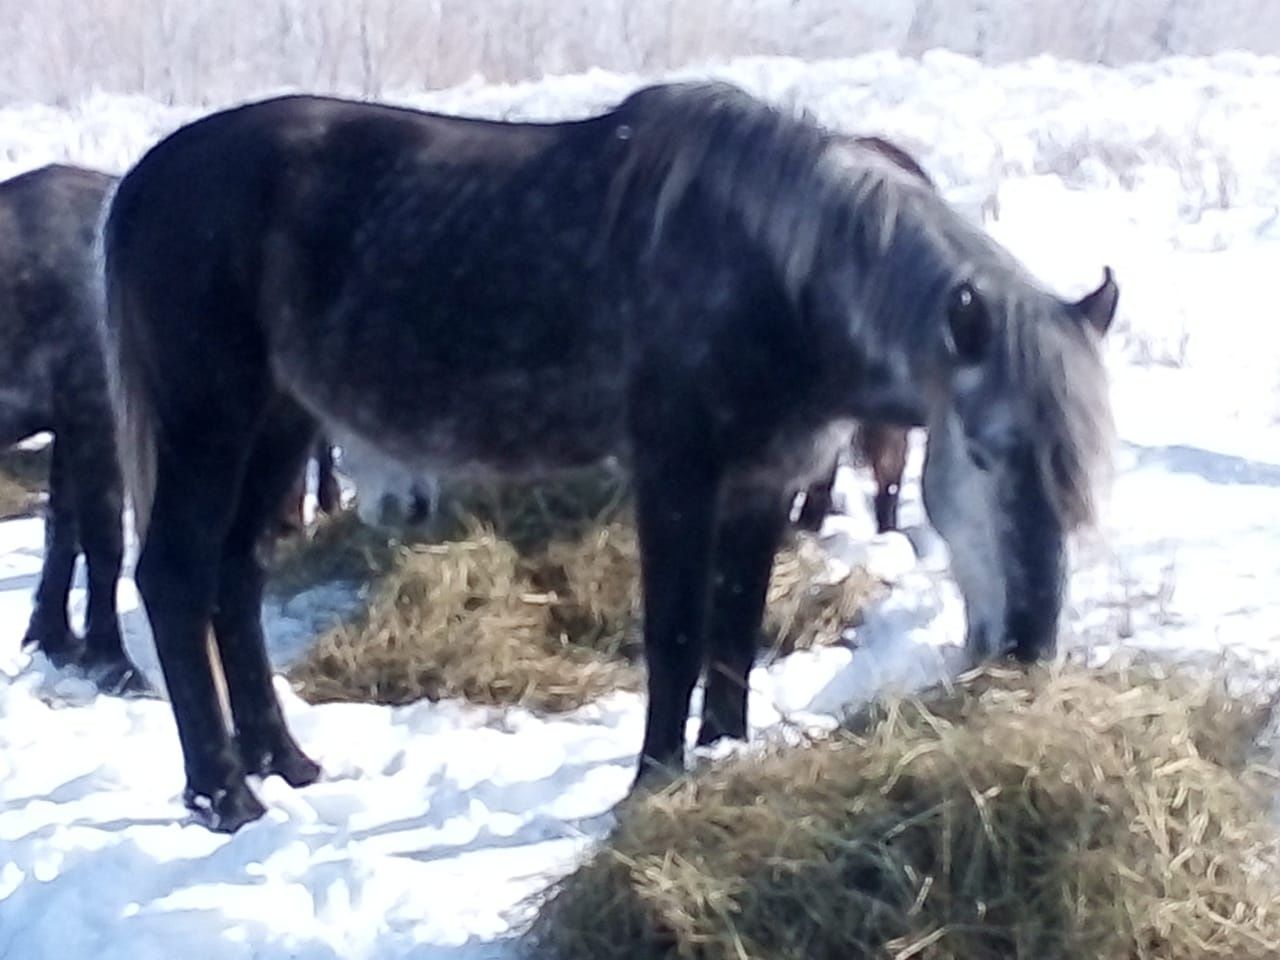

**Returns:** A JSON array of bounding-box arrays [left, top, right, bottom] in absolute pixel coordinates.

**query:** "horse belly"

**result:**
[[418, 369, 626, 475], [265, 211, 628, 477], [0, 351, 56, 443], [286, 354, 627, 479]]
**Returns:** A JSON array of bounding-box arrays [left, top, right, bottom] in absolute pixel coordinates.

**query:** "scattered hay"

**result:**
[[267, 510, 402, 597], [526, 659, 1280, 960], [287, 523, 639, 711], [765, 535, 877, 657], [0, 473, 39, 519], [0, 444, 50, 519], [282, 470, 879, 713], [267, 467, 631, 599], [434, 468, 631, 552], [526, 520, 644, 664]]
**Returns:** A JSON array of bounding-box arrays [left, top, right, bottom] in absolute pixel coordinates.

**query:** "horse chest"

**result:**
[[729, 420, 854, 492]]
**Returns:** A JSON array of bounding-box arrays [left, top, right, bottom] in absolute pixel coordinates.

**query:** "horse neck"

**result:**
[[810, 215, 953, 428]]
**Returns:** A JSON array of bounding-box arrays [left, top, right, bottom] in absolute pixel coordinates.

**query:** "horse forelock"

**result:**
[[1007, 295, 1114, 531]]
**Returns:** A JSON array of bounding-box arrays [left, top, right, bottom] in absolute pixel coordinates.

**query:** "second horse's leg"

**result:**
[[22, 436, 80, 666], [862, 423, 909, 534], [794, 461, 836, 533], [66, 423, 151, 694], [314, 438, 340, 516]]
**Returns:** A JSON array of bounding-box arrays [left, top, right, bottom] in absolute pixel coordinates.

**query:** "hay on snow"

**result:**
[[526, 658, 1280, 960], [281, 469, 879, 712]]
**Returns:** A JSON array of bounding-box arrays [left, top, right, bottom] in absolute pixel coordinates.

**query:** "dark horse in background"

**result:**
[[103, 81, 1117, 831], [794, 134, 930, 535], [279, 437, 341, 533], [0, 165, 335, 695], [794, 421, 910, 533], [0, 165, 149, 693]]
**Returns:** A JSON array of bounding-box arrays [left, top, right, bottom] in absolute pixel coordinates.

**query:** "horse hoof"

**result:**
[[1010, 641, 1055, 665], [184, 783, 267, 833], [694, 720, 746, 748], [629, 756, 683, 796], [239, 737, 322, 788], [21, 627, 82, 668], [267, 746, 322, 788], [793, 510, 826, 533], [274, 749, 322, 788], [82, 652, 157, 698]]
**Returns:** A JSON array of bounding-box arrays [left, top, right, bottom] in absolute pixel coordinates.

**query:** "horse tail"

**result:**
[[97, 181, 158, 544]]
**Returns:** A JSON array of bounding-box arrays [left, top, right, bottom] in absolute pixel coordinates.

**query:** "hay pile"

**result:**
[[0, 445, 49, 519], [527, 660, 1280, 960], [286, 520, 641, 711], [282, 470, 878, 712]]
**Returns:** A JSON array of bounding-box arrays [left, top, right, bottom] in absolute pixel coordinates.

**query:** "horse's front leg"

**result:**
[[632, 447, 719, 788], [698, 486, 788, 746]]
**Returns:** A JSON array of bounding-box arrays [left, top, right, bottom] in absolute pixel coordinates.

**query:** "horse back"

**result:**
[[0, 164, 116, 439], [0, 163, 114, 292], [106, 95, 635, 473]]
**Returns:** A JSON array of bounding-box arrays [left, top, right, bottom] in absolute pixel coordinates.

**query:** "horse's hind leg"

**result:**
[[22, 436, 81, 666], [697, 487, 787, 747], [62, 424, 149, 694], [213, 400, 320, 788], [137, 431, 262, 831]]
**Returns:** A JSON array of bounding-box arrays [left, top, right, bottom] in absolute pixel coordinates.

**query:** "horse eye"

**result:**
[[947, 282, 991, 365]]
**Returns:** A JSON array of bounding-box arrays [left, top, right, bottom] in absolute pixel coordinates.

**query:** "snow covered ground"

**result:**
[[3, 50, 1280, 959]]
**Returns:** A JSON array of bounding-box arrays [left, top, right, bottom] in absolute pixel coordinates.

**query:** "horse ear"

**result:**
[[1072, 266, 1118, 336], [946, 281, 991, 365]]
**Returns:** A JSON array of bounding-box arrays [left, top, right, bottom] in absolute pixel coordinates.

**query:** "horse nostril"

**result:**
[[968, 443, 993, 472]]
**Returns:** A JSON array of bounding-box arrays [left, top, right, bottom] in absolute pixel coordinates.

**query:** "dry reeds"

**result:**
[[526, 659, 1280, 960]]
